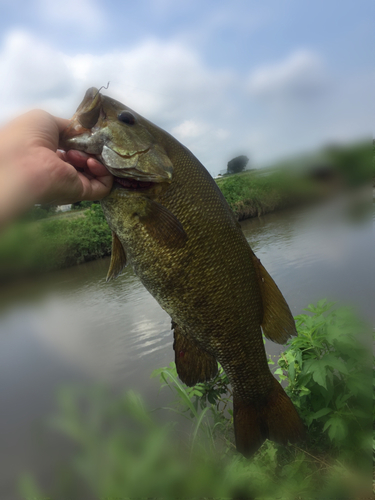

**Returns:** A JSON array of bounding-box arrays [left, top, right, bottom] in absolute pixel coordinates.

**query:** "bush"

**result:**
[[227, 155, 249, 174]]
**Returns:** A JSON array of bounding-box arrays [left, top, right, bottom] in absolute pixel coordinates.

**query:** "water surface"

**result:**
[[0, 197, 373, 495]]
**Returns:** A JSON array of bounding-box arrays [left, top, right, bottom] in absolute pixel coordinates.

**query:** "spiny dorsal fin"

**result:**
[[172, 321, 218, 386], [106, 232, 127, 282], [251, 252, 297, 344], [140, 200, 188, 249]]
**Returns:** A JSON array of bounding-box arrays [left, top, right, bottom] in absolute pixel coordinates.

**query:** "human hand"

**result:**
[[0, 109, 113, 226]]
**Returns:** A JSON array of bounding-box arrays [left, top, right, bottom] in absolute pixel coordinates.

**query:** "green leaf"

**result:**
[[311, 407, 332, 420], [191, 406, 210, 449], [298, 386, 311, 396], [306, 360, 328, 389], [322, 354, 349, 375], [323, 416, 348, 442]]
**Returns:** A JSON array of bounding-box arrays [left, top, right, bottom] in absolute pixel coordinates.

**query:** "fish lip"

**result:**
[[112, 177, 156, 192], [102, 146, 172, 183], [108, 167, 163, 183], [115, 147, 150, 159]]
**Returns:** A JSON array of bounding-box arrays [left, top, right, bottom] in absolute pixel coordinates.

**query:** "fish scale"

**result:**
[[59, 87, 305, 457]]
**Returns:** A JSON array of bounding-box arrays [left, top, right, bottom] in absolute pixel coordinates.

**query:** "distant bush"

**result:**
[[325, 141, 371, 188], [71, 200, 97, 210], [227, 155, 249, 174], [21, 204, 57, 222]]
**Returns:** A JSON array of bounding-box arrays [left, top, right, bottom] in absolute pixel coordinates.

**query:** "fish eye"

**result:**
[[118, 111, 136, 125]]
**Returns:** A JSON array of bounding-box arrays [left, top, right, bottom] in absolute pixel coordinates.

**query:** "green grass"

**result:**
[[0, 204, 111, 280], [216, 168, 319, 220]]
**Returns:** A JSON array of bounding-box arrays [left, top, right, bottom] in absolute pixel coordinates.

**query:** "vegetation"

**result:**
[[0, 204, 111, 280], [217, 168, 319, 220], [227, 154, 249, 174], [21, 204, 57, 222], [0, 140, 370, 277], [71, 200, 97, 210], [19, 300, 373, 499]]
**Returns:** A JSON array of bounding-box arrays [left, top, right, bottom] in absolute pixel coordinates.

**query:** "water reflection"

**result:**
[[241, 197, 374, 322]]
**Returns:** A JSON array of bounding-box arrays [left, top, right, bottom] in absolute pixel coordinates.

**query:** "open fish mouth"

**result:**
[[113, 176, 155, 190]]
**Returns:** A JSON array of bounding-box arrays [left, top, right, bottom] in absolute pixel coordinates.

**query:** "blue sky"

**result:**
[[0, 0, 372, 175]]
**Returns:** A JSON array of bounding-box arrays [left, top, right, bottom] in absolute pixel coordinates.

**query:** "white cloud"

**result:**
[[171, 119, 207, 139], [0, 32, 369, 174], [248, 50, 329, 102], [0, 31, 74, 118]]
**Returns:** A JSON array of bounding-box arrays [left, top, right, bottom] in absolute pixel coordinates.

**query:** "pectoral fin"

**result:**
[[140, 200, 188, 249], [106, 232, 127, 282], [251, 252, 297, 344], [172, 322, 218, 386]]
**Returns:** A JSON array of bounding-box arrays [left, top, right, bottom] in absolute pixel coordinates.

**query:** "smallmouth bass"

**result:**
[[60, 87, 305, 457]]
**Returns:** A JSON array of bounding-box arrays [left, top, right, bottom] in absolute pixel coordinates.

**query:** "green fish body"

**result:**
[[60, 88, 304, 456]]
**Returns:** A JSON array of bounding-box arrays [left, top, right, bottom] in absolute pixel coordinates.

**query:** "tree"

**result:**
[[227, 155, 249, 174]]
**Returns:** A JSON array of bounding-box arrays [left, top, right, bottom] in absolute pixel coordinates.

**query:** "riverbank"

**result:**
[[216, 168, 320, 220], [0, 204, 112, 281], [0, 139, 369, 279], [0, 170, 324, 280]]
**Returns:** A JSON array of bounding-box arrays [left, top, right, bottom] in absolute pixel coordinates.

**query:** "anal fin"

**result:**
[[172, 322, 218, 387], [251, 252, 297, 344]]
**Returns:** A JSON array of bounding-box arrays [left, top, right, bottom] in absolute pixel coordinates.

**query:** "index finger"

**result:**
[[53, 115, 72, 134]]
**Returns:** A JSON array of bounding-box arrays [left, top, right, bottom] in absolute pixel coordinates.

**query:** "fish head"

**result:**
[[59, 87, 174, 191]]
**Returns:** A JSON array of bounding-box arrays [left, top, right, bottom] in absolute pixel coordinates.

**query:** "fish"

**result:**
[[59, 87, 305, 457]]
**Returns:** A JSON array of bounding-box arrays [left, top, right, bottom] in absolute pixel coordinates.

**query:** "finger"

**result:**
[[86, 157, 110, 177], [65, 150, 109, 177], [53, 115, 72, 133], [56, 150, 67, 161], [65, 150, 93, 169], [77, 172, 113, 201]]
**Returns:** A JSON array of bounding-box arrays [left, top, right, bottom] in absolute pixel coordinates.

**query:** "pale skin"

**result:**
[[0, 109, 113, 228]]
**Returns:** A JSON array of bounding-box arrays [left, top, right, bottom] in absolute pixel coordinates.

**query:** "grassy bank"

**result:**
[[0, 140, 369, 278], [0, 168, 321, 279], [19, 300, 373, 499], [0, 204, 112, 281], [217, 168, 320, 220]]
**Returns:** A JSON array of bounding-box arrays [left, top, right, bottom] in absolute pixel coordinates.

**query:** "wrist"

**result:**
[[0, 152, 39, 228]]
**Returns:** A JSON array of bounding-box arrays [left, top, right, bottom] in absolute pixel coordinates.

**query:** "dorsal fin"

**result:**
[[106, 232, 127, 282], [251, 252, 297, 344]]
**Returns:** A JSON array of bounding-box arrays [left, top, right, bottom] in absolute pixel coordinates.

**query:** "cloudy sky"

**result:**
[[0, 0, 371, 175]]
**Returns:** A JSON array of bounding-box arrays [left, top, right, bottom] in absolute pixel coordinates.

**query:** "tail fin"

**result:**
[[233, 378, 305, 457]]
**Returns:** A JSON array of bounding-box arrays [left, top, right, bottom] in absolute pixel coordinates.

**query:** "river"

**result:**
[[0, 194, 373, 496]]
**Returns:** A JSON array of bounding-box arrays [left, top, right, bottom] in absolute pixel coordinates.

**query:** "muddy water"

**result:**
[[0, 196, 373, 495]]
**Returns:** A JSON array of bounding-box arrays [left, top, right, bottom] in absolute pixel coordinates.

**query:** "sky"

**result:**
[[0, 0, 372, 176]]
